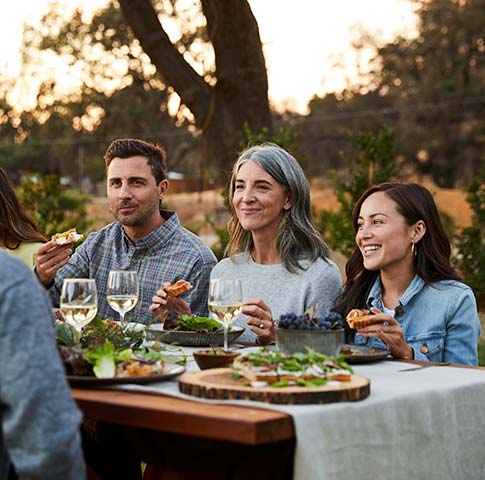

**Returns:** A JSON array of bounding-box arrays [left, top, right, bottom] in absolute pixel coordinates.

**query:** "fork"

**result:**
[[398, 362, 450, 372]]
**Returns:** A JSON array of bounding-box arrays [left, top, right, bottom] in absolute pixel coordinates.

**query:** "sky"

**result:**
[[0, 0, 417, 114]]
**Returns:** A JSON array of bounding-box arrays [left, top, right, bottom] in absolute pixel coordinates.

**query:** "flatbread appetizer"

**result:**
[[232, 349, 353, 386], [163, 279, 192, 297], [346, 308, 386, 329], [51, 228, 84, 245]]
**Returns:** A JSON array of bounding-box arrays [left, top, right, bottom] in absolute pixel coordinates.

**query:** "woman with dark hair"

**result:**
[[0, 167, 47, 267], [334, 182, 480, 365], [209, 143, 342, 344]]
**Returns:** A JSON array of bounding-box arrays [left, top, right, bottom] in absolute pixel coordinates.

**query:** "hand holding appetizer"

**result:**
[[163, 279, 192, 297], [51, 228, 84, 245], [150, 280, 192, 322], [346, 308, 386, 329], [349, 307, 414, 360], [35, 229, 84, 286]]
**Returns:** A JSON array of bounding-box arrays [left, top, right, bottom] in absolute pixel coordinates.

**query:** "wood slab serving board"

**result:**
[[179, 368, 370, 405]]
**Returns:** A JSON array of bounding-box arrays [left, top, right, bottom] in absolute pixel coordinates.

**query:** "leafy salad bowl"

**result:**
[[147, 324, 245, 347], [147, 314, 245, 347]]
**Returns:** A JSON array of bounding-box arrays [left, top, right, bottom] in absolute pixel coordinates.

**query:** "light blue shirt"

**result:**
[[354, 275, 480, 365]]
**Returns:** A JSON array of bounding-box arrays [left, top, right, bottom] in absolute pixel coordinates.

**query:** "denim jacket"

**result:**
[[354, 275, 480, 365]]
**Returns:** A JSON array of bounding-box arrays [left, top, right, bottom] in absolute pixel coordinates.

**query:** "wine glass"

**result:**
[[107, 270, 139, 324], [60, 278, 98, 333], [208, 278, 243, 351]]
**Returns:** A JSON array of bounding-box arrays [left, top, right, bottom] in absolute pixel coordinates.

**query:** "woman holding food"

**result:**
[[150, 143, 342, 343], [333, 182, 480, 365], [215, 143, 343, 344], [0, 167, 47, 268]]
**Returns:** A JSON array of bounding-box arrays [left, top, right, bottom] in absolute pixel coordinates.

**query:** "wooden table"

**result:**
[[72, 387, 296, 479], [72, 388, 294, 445], [73, 359, 484, 479]]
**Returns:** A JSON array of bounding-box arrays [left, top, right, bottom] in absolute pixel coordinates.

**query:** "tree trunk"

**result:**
[[119, 0, 273, 177]]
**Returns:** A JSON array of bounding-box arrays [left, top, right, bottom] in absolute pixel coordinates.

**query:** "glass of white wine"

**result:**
[[107, 270, 139, 324], [60, 278, 98, 333], [208, 278, 243, 351]]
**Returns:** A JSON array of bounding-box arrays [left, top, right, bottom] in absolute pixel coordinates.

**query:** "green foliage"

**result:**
[[453, 171, 485, 308], [479, 340, 485, 367], [205, 210, 229, 261], [306, 0, 484, 187], [367, 0, 484, 187], [16, 174, 92, 239], [239, 122, 301, 159], [318, 129, 398, 257]]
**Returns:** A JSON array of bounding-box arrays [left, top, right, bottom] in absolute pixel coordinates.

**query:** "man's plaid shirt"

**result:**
[[50, 211, 216, 323]]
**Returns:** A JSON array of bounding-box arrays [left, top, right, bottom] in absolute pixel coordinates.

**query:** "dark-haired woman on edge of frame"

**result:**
[[0, 166, 47, 267], [333, 182, 480, 365]]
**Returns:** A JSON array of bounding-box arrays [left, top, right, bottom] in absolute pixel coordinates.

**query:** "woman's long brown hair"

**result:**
[[0, 167, 47, 249], [333, 182, 460, 322]]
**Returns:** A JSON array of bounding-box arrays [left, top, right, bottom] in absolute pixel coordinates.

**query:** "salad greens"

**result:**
[[86, 341, 116, 378], [55, 317, 186, 378], [175, 315, 221, 332]]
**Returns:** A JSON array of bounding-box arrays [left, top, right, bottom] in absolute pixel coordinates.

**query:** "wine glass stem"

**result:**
[[223, 324, 228, 351], [120, 312, 125, 324], [74, 327, 82, 343]]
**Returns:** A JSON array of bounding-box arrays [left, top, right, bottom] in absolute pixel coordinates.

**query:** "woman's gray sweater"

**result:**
[[211, 253, 342, 342]]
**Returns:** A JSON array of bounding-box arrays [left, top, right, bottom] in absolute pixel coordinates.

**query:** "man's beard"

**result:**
[[113, 201, 159, 227]]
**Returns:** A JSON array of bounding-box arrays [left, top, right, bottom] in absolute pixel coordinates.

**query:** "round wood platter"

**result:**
[[179, 368, 370, 405]]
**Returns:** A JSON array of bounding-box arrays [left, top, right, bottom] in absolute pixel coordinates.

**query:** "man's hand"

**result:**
[[149, 283, 191, 323], [34, 241, 73, 287]]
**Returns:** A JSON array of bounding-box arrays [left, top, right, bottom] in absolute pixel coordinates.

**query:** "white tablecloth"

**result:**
[[114, 348, 485, 480]]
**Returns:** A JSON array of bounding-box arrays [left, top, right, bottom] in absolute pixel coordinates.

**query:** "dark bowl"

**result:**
[[274, 327, 344, 356], [147, 324, 244, 347], [193, 350, 240, 370]]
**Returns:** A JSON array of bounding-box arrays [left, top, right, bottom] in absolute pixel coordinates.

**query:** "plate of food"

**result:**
[[56, 317, 186, 387], [67, 363, 185, 387], [339, 344, 391, 363], [147, 315, 245, 347]]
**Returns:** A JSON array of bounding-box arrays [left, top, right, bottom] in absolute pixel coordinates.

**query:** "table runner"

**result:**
[[112, 349, 485, 480]]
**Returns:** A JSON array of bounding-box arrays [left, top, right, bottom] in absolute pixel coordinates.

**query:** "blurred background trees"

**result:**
[[305, 0, 484, 186], [0, 0, 482, 187], [0, 0, 482, 297]]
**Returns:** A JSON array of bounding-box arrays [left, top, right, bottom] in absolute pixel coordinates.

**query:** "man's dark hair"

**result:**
[[104, 138, 167, 184]]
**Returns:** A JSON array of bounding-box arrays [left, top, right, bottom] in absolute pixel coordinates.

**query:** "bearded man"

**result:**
[[35, 138, 216, 322]]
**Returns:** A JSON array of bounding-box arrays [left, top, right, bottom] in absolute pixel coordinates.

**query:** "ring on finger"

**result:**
[[259, 321, 264, 329]]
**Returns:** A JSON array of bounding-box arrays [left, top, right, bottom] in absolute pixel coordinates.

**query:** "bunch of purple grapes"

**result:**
[[278, 311, 343, 331]]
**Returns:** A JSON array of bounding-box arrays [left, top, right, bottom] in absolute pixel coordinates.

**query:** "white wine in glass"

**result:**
[[107, 270, 139, 324], [208, 278, 243, 351], [60, 278, 98, 332]]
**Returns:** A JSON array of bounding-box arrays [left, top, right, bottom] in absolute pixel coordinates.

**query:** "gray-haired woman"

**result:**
[[210, 143, 342, 344]]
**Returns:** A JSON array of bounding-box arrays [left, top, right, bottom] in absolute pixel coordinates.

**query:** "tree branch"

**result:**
[[118, 0, 211, 126], [201, 0, 271, 128]]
